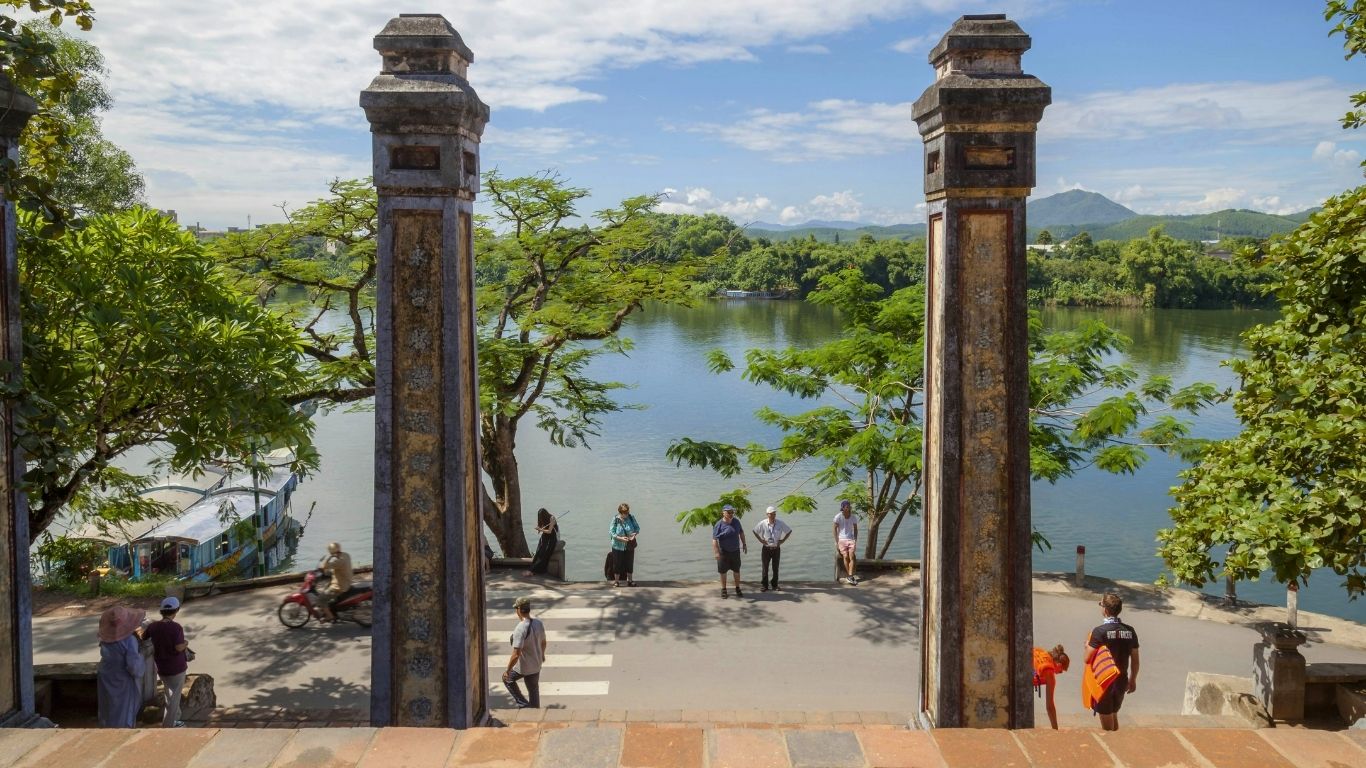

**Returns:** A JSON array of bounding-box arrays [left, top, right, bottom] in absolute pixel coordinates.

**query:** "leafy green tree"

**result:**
[[1120, 227, 1200, 307], [477, 173, 700, 555], [669, 269, 1218, 557], [1328, 0, 1366, 131], [1036, 229, 1054, 245], [13, 208, 318, 543]]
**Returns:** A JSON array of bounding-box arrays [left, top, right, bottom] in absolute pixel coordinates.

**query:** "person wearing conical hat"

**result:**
[[97, 605, 146, 727]]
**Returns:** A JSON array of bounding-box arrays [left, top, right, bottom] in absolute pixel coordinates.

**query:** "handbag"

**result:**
[[627, 537, 637, 550], [186, 647, 196, 663]]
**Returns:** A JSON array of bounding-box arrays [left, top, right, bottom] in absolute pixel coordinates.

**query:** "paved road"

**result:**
[[32, 572, 1366, 721]]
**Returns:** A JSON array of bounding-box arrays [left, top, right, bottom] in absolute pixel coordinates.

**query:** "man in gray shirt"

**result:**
[[503, 596, 547, 708]]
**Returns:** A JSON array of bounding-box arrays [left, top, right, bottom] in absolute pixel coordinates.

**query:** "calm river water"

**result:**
[[281, 301, 1365, 623]]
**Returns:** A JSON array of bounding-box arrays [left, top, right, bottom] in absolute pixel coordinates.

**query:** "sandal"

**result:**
[[612, 582, 620, 588], [627, 580, 637, 587], [721, 590, 729, 599]]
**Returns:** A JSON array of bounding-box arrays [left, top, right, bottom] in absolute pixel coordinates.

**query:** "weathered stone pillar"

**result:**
[[912, 14, 1049, 729], [362, 14, 490, 728], [0, 76, 37, 727]]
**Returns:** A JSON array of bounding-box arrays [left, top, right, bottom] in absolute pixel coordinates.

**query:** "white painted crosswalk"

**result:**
[[486, 590, 618, 704]]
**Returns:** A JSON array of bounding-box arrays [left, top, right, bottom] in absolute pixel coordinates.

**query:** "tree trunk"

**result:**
[[482, 423, 531, 557], [864, 513, 882, 561]]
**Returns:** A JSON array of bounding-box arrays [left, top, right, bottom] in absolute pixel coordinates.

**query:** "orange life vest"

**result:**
[[1081, 644, 1120, 710], [1031, 647, 1059, 696]]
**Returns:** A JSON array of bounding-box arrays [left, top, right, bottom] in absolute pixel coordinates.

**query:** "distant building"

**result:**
[[157, 209, 178, 224], [1026, 243, 1060, 253]]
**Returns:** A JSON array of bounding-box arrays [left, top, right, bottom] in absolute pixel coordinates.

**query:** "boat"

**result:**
[[53, 450, 303, 582]]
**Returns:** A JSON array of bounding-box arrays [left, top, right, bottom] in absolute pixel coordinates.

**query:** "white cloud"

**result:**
[[685, 100, 918, 161], [890, 32, 939, 54], [786, 44, 830, 55], [1312, 140, 1363, 167], [657, 187, 919, 226], [657, 187, 777, 221], [1043, 79, 1354, 143], [484, 126, 596, 157]]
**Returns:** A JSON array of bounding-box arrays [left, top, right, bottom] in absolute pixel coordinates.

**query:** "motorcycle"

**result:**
[[277, 569, 373, 628]]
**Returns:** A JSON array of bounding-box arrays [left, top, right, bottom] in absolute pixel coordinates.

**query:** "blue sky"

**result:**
[[84, 1, 1365, 229]]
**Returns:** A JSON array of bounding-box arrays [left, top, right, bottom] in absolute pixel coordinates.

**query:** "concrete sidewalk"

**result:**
[[1, 723, 1363, 768]]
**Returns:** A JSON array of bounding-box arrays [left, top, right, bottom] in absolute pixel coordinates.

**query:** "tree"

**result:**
[[476, 173, 700, 555], [669, 268, 1218, 557], [1036, 229, 1054, 245], [12, 208, 317, 543], [1120, 227, 1200, 307], [1159, 2, 1366, 597]]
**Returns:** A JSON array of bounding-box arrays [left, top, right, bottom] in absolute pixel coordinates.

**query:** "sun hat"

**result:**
[[766, 506, 777, 514], [160, 596, 180, 612], [98, 605, 146, 643]]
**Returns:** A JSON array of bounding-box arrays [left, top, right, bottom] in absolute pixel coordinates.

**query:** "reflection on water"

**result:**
[[280, 301, 1361, 623]]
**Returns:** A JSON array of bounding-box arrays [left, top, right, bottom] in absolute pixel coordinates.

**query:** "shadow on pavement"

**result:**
[[239, 674, 369, 714], [607, 586, 786, 643], [213, 620, 370, 686]]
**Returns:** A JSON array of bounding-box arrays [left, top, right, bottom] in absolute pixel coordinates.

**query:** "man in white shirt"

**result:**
[[751, 505, 793, 592], [833, 500, 860, 585], [503, 596, 548, 708]]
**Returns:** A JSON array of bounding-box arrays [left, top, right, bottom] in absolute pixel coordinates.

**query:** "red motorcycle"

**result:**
[[277, 569, 373, 628]]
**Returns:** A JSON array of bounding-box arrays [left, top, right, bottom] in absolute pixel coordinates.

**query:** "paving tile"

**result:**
[[620, 724, 703, 768], [706, 710, 738, 724], [626, 710, 658, 722], [533, 726, 622, 768], [355, 727, 457, 768], [0, 730, 60, 766], [270, 727, 377, 768], [542, 709, 574, 722], [650, 710, 682, 723], [932, 729, 1030, 768], [1257, 729, 1366, 768], [14, 730, 133, 768], [445, 727, 539, 768], [785, 730, 864, 768], [516, 708, 546, 723], [1096, 729, 1201, 768], [599, 709, 627, 723], [804, 711, 833, 725], [189, 729, 293, 768], [858, 711, 893, 725], [1179, 728, 1295, 768], [571, 710, 601, 722], [856, 730, 946, 768], [102, 728, 219, 768], [1013, 730, 1113, 768], [831, 711, 861, 725], [775, 712, 806, 725], [710, 729, 789, 768], [680, 709, 709, 723], [1344, 729, 1366, 749]]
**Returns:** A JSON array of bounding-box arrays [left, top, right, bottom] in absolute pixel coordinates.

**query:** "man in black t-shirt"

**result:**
[[1087, 592, 1140, 731]]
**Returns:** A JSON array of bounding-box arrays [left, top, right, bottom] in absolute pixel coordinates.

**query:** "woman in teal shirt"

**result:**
[[609, 502, 639, 587]]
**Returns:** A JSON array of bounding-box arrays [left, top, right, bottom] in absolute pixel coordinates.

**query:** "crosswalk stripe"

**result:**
[[485, 589, 607, 600], [491, 681, 610, 696], [487, 630, 614, 643], [485, 607, 617, 620], [488, 654, 613, 668]]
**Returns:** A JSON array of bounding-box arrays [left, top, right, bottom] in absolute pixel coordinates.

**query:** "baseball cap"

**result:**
[[160, 596, 180, 612], [765, 506, 777, 514], [722, 504, 735, 512], [513, 596, 532, 611], [839, 500, 851, 510]]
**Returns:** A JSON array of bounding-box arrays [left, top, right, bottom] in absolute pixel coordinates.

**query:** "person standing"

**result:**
[[751, 505, 792, 592], [833, 500, 860, 585], [144, 597, 190, 727], [712, 504, 748, 599], [96, 605, 146, 728], [525, 508, 559, 576], [502, 596, 547, 708], [609, 503, 639, 587], [318, 541, 353, 622], [1085, 592, 1140, 731]]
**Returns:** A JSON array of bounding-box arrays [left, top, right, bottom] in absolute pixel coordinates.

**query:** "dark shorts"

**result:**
[[717, 549, 741, 574], [1092, 676, 1127, 715]]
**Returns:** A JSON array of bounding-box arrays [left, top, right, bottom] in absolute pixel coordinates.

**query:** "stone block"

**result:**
[[1095, 729, 1200, 768], [620, 723, 702, 768], [270, 727, 376, 768], [182, 674, 217, 720], [856, 730, 945, 768], [1337, 682, 1366, 726], [784, 730, 863, 768], [0, 730, 60, 766], [1257, 729, 1366, 768], [533, 727, 622, 768], [13, 730, 127, 768], [1012, 730, 1112, 768], [1182, 672, 1272, 727], [104, 729, 218, 768], [932, 729, 1030, 768], [356, 727, 456, 767], [446, 727, 539, 768], [188, 729, 292, 768], [1179, 728, 1295, 768], [710, 729, 788, 768]]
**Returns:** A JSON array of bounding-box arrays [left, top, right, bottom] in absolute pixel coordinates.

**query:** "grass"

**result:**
[[40, 574, 176, 599]]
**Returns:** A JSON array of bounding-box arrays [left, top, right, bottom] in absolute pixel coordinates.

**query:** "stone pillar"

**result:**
[[0, 75, 37, 727], [1255, 628, 1306, 721], [912, 14, 1049, 729], [361, 14, 490, 728]]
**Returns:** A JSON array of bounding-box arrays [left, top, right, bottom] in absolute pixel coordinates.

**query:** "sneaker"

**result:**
[[852, 574, 862, 584], [761, 585, 769, 592], [172, 721, 186, 728], [735, 587, 743, 597], [721, 590, 729, 599], [844, 576, 857, 585]]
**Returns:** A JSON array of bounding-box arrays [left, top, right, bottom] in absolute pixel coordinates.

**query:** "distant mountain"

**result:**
[[1043, 209, 1300, 241], [1283, 207, 1321, 224], [745, 223, 926, 243], [1028, 190, 1137, 229], [751, 219, 867, 232]]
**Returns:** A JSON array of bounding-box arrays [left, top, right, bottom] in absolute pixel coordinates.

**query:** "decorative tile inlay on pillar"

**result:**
[[0, 74, 37, 725], [362, 14, 489, 728], [912, 15, 1049, 729]]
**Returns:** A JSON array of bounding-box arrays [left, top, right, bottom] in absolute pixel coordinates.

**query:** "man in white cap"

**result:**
[[751, 505, 793, 592], [319, 541, 353, 621], [144, 596, 190, 727]]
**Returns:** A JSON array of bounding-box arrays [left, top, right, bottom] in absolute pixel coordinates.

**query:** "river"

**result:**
[[277, 301, 1364, 623]]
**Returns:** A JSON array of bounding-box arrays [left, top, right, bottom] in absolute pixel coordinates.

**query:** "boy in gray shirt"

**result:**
[[503, 596, 547, 708]]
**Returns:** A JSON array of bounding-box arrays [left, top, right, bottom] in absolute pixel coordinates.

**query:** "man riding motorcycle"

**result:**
[[318, 541, 353, 622]]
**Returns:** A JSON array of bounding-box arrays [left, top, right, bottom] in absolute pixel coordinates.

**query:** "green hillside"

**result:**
[[1043, 209, 1300, 241], [1028, 190, 1137, 228]]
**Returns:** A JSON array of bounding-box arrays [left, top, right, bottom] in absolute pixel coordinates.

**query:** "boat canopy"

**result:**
[[133, 466, 299, 546]]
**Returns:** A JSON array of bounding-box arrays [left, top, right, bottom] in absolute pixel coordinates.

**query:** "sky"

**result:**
[[76, 0, 1366, 230]]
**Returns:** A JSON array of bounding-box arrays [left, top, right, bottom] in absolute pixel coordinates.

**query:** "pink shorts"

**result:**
[[838, 539, 856, 555]]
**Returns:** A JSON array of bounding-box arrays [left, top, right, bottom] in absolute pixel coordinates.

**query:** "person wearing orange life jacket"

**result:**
[[1084, 592, 1140, 731], [1031, 644, 1070, 729]]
